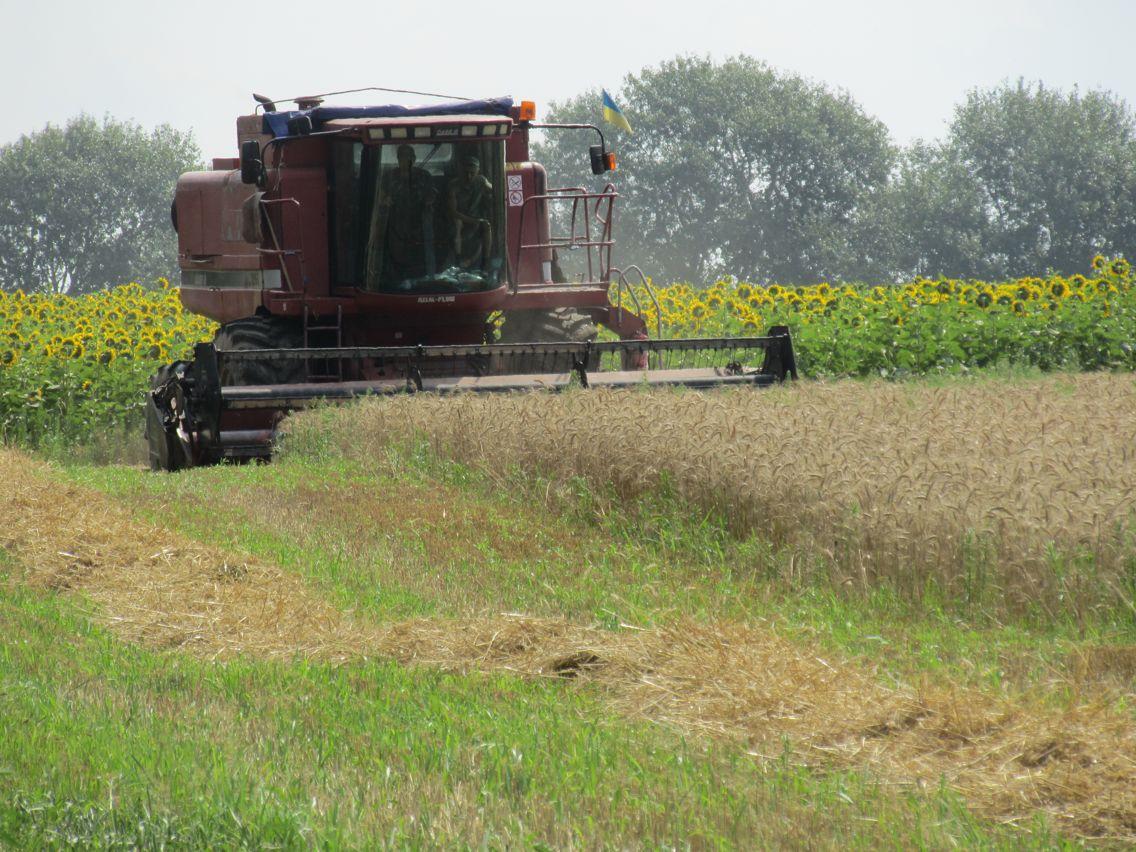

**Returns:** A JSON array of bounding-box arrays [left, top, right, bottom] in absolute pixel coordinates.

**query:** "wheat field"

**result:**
[[285, 373, 1136, 619]]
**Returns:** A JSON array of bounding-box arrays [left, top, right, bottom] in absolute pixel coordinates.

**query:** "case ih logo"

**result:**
[[435, 128, 459, 137]]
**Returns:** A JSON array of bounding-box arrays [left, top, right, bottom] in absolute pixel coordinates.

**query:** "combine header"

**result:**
[[147, 90, 796, 470]]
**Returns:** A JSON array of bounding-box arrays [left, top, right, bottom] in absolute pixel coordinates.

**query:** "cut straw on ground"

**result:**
[[1, 447, 1134, 842]]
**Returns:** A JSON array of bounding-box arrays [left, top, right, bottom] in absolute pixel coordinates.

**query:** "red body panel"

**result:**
[[176, 171, 262, 266], [180, 288, 263, 322], [273, 165, 329, 296], [504, 162, 552, 285]]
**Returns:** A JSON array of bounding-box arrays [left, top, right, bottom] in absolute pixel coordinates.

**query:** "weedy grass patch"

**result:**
[[7, 448, 1135, 843], [2, 456, 1039, 850], [9, 582, 981, 850]]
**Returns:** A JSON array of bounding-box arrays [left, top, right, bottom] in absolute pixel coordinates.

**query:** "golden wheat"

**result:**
[[285, 373, 1136, 618]]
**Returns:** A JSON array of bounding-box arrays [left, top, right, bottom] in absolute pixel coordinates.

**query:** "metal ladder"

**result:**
[[302, 304, 343, 381]]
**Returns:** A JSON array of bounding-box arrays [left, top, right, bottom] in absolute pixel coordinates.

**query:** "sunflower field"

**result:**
[[2, 257, 1135, 447], [0, 281, 216, 446], [626, 255, 1136, 377]]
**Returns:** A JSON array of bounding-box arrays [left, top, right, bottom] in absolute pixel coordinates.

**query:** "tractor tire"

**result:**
[[213, 315, 305, 386], [497, 308, 597, 346], [145, 364, 188, 472], [496, 308, 599, 372]]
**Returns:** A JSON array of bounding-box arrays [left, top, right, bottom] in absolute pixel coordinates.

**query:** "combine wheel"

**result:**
[[214, 315, 305, 386], [144, 364, 188, 472], [496, 308, 598, 372], [497, 308, 597, 345]]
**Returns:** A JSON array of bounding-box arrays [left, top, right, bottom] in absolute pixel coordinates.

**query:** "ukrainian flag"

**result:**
[[602, 89, 633, 134]]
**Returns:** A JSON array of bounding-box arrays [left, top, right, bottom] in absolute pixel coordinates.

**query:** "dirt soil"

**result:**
[[2, 448, 1134, 842]]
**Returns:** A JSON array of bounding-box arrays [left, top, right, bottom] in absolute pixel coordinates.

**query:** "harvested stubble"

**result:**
[[286, 373, 1136, 619], [1, 450, 1135, 840]]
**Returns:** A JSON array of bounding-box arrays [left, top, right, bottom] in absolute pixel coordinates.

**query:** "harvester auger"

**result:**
[[146, 91, 797, 471]]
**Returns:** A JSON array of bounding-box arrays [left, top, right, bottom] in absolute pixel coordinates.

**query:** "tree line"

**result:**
[[2, 57, 1134, 293], [0, 116, 200, 295], [535, 55, 1136, 284]]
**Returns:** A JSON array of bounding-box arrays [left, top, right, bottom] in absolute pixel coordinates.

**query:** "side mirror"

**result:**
[[239, 140, 263, 186], [589, 144, 617, 175]]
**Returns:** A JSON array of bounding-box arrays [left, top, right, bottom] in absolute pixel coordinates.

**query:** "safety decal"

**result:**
[[507, 174, 524, 206]]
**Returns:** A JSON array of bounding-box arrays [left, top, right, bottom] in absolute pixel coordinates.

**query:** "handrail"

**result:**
[[513, 186, 618, 290], [258, 197, 307, 291], [611, 265, 664, 356], [622, 265, 663, 334], [609, 267, 645, 332]]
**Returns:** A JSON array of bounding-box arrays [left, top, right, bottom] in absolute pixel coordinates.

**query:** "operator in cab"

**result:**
[[375, 143, 437, 287], [448, 152, 493, 270]]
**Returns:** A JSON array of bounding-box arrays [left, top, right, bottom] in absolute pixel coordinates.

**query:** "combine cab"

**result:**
[[147, 91, 796, 470]]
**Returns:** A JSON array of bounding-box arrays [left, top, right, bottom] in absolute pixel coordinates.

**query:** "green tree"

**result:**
[[534, 56, 894, 284], [880, 81, 1136, 279], [955, 81, 1136, 276], [0, 115, 201, 294], [860, 142, 992, 279]]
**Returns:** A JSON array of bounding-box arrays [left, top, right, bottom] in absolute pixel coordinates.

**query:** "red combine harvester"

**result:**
[[146, 91, 797, 471]]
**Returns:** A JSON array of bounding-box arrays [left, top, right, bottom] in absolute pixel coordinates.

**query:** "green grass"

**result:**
[[0, 570, 1033, 849], [7, 419, 1130, 846]]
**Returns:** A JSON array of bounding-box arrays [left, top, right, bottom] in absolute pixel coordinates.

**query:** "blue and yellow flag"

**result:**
[[601, 89, 633, 134]]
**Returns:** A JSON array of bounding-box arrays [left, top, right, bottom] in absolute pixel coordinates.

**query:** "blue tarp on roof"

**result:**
[[263, 96, 514, 138]]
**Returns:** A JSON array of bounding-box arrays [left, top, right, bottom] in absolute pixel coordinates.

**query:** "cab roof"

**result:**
[[263, 96, 514, 138]]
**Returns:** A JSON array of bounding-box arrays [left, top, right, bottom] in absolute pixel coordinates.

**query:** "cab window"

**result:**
[[331, 139, 506, 293]]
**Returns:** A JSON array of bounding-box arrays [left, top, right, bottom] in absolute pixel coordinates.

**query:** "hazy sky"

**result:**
[[4, 0, 1134, 158]]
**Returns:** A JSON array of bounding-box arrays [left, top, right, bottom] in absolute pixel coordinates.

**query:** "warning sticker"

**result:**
[[507, 175, 523, 191], [508, 189, 524, 207]]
